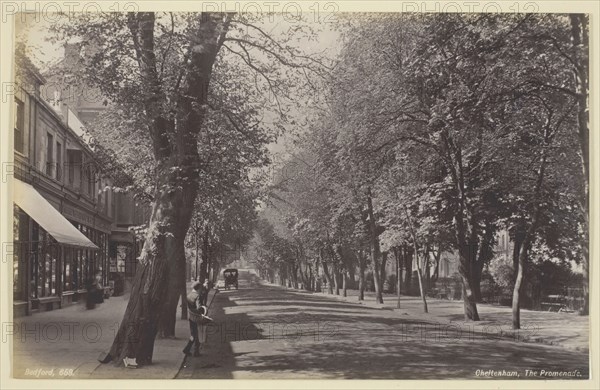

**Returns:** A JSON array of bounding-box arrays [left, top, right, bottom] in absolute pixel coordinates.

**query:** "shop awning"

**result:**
[[13, 180, 99, 249]]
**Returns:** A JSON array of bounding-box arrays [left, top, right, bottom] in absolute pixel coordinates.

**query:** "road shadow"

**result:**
[[176, 275, 266, 379], [178, 274, 589, 380]]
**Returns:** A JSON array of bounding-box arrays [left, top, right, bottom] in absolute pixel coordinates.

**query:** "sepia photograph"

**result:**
[[0, 1, 597, 388]]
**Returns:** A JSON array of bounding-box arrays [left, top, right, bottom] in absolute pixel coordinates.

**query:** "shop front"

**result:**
[[108, 230, 142, 296], [12, 179, 103, 316]]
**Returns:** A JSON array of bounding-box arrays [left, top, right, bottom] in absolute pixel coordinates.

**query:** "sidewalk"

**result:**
[[11, 284, 216, 379], [272, 282, 590, 352]]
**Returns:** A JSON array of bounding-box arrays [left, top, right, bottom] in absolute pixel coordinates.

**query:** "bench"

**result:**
[[540, 302, 566, 312], [428, 288, 449, 300], [32, 296, 61, 311]]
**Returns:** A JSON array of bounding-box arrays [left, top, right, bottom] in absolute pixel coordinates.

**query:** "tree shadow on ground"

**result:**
[[179, 275, 589, 380]]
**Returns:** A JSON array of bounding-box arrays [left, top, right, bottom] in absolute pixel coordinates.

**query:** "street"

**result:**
[[177, 273, 589, 380]]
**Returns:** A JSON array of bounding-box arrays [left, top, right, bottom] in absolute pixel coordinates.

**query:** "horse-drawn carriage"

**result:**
[[223, 268, 239, 290]]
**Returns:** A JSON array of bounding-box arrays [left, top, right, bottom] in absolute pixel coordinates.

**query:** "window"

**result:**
[[56, 141, 62, 181], [63, 249, 73, 291], [68, 150, 75, 184], [13, 206, 29, 301], [14, 99, 25, 153], [46, 133, 54, 177], [67, 149, 83, 189], [86, 164, 96, 198]]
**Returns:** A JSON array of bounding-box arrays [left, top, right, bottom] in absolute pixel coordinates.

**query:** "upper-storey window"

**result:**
[[56, 141, 62, 181], [14, 99, 25, 154], [46, 133, 54, 177]]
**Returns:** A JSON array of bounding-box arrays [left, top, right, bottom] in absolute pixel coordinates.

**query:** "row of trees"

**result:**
[[251, 14, 589, 330], [44, 12, 330, 365]]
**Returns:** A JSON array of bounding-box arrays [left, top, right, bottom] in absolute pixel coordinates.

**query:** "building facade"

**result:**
[[12, 53, 152, 316], [44, 43, 152, 294], [12, 59, 113, 316]]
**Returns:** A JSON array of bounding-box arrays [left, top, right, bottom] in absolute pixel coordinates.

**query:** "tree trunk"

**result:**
[[471, 258, 483, 304], [307, 264, 314, 291], [180, 283, 188, 320], [472, 226, 493, 303], [403, 206, 428, 313], [457, 243, 480, 321], [199, 226, 210, 283], [158, 239, 185, 338], [108, 161, 197, 364], [415, 253, 428, 313], [380, 251, 388, 293], [320, 249, 334, 294], [301, 265, 310, 291], [106, 12, 230, 365], [293, 264, 299, 289], [570, 14, 589, 316], [403, 245, 412, 295], [580, 241, 589, 315], [335, 245, 347, 296], [366, 189, 384, 304], [425, 251, 431, 291], [513, 122, 550, 329], [358, 250, 366, 301], [348, 263, 356, 288], [431, 246, 442, 284], [512, 236, 531, 329], [394, 247, 401, 309], [370, 249, 383, 303], [331, 259, 340, 295]]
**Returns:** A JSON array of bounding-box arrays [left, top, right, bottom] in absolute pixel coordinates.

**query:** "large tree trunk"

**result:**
[[158, 239, 186, 338], [457, 243, 480, 321], [108, 161, 197, 364], [470, 254, 483, 303], [513, 122, 549, 329], [180, 282, 188, 320], [570, 14, 589, 316], [440, 128, 481, 321], [512, 244, 526, 329], [472, 227, 494, 303], [106, 12, 230, 366], [453, 186, 480, 321]]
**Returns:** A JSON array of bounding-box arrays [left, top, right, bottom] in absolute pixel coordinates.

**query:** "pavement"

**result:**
[[9, 273, 590, 380], [10, 282, 216, 379], [309, 285, 590, 352]]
